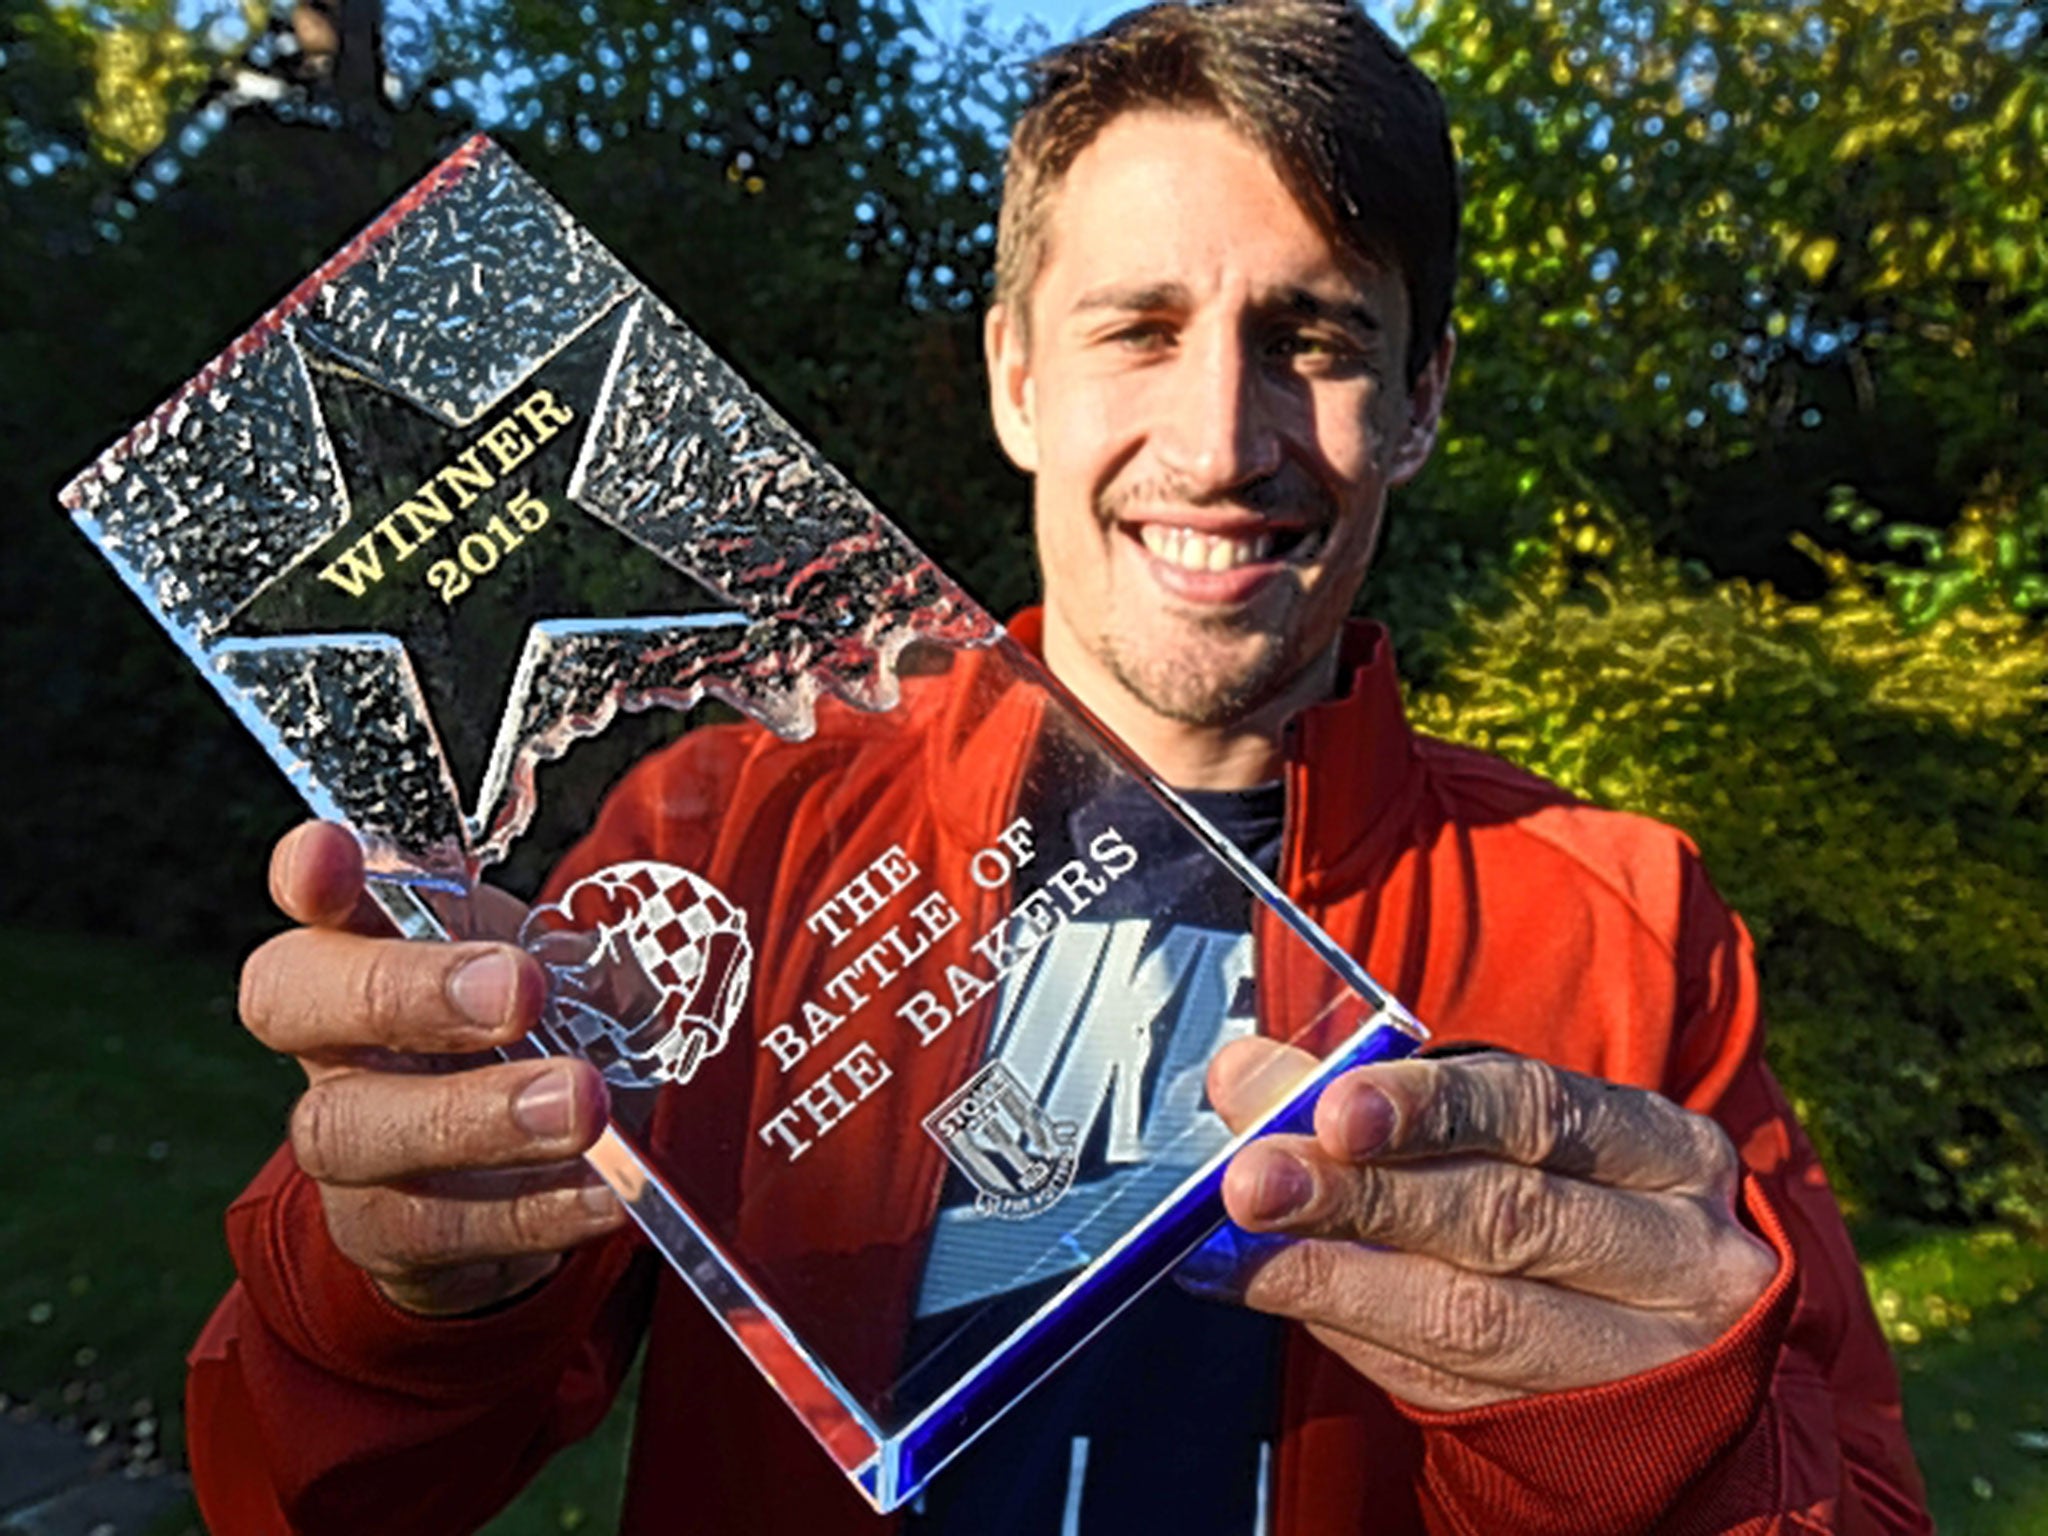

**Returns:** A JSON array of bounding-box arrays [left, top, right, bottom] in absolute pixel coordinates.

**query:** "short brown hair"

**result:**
[[995, 0, 1460, 383]]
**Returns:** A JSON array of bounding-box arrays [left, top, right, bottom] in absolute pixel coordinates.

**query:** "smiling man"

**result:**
[[987, 107, 1441, 782], [992, 107, 1444, 784], [192, 2, 1931, 1533]]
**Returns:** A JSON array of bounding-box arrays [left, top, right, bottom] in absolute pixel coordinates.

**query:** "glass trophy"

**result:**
[[61, 135, 1427, 1511]]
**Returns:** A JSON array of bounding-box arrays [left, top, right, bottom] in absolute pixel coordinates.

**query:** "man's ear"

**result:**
[[985, 301, 1040, 475], [1386, 325, 1456, 487]]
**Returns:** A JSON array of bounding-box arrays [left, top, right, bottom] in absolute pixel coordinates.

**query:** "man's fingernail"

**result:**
[[1338, 1084, 1395, 1159], [1246, 1148, 1313, 1222], [272, 829, 304, 901], [448, 950, 520, 1030], [513, 1067, 577, 1138], [582, 1179, 623, 1220]]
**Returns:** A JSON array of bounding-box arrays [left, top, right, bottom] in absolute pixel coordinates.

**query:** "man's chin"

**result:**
[[1101, 635, 1294, 730]]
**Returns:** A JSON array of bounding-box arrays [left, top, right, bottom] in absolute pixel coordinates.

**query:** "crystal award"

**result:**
[[61, 135, 1426, 1511]]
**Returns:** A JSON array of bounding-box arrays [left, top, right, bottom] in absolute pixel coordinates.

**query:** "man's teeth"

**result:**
[[1138, 525, 1280, 571]]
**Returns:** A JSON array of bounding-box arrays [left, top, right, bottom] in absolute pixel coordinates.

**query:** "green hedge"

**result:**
[[1410, 507, 2048, 1232]]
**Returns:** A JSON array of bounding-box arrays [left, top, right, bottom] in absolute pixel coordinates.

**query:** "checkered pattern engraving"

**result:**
[[519, 860, 751, 1087]]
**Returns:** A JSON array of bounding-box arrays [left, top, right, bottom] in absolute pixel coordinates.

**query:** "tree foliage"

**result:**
[[1393, 0, 2048, 1233], [1401, 0, 2048, 599]]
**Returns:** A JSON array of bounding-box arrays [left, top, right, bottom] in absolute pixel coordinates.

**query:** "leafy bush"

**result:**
[[1409, 509, 2048, 1231], [1829, 484, 2048, 630]]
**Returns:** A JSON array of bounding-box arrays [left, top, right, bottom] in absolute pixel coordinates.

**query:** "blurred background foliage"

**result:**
[[2, 0, 2042, 1257], [1388, 0, 2048, 1239], [1395, 0, 2047, 592], [1409, 507, 2047, 1234]]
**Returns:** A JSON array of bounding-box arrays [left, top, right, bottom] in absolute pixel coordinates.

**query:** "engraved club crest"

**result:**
[[924, 1061, 1080, 1219], [519, 860, 751, 1087]]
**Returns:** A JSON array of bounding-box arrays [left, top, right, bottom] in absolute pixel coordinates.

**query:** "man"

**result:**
[[193, 1, 1931, 1531]]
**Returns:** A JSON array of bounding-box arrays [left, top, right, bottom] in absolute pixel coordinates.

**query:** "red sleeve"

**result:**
[[186, 1145, 654, 1535], [1391, 854, 1932, 1535]]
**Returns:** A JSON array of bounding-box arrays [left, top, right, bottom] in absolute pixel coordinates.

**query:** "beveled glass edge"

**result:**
[[962, 608, 1431, 1046], [373, 864, 1423, 1513], [1152, 778, 1428, 1036], [582, 1123, 888, 1474]]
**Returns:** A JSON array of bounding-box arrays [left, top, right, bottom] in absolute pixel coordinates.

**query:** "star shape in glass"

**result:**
[[63, 141, 992, 894]]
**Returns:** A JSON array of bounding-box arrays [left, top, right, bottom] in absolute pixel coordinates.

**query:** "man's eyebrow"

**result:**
[[1280, 287, 1382, 335], [1070, 281, 1191, 314], [1065, 280, 1383, 336]]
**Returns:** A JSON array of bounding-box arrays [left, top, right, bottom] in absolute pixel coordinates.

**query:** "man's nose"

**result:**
[[1154, 328, 1285, 497]]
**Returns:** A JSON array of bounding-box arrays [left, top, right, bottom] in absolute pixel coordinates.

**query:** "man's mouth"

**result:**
[[1133, 522, 1324, 573]]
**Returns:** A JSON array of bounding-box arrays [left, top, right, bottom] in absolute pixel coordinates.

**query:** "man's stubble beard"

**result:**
[[1095, 604, 1300, 728]]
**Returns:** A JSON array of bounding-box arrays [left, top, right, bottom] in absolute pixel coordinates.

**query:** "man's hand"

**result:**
[[1202, 1040, 1779, 1412], [239, 821, 627, 1318]]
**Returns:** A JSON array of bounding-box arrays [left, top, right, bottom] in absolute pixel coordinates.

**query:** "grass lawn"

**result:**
[[0, 925, 630, 1536], [1861, 1222, 2048, 1533], [5, 925, 2043, 1533]]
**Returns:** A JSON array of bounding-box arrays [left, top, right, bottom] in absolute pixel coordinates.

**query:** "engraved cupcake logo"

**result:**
[[520, 860, 752, 1087]]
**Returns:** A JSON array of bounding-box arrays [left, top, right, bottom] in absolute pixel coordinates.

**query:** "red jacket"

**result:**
[[188, 615, 1930, 1534]]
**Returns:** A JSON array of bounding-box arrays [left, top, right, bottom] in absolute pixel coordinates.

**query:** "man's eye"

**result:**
[[1271, 331, 1368, 374], [1109, 321, 1175, 351], [1273, 331, 1345, 359]]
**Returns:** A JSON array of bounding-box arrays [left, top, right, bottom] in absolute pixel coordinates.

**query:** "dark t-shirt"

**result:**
[[907, 783, 1287, 1535]]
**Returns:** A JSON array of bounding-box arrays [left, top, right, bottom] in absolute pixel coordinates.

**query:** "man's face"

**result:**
[[988, 110, 1449, 733]]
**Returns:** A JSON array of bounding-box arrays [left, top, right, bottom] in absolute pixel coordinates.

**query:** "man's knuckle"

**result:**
[[1253, 1239, 1342, 1315], [1741, 1237, 1779, 1297], [1477, 1165, 1556, 1273], [319, 1190, 369, 1264], [1342, 1168, 1395, 1241], [327, 1192, 410, 1281], [357, 944, 421, 1039], [504, 1187, 555, 1254], [354, 1230, 416, 1282], [1690, 1117, 1741, 1189], [1390, 1351, 1480, 1409], [237, 939, 288, 1040], [352, 1243, 411, 1285], [1709, 1228, 1778, 1313], [388, 1190, 467, 1270], [1422, 1269, 1516, 1364], [1515, 1060, 1584, 1169], [418, 1083, 482, 1165], [289, 1086, 344, 1180], [235, 959, 263, 1031], [1412, 1063, 1465, 1148]]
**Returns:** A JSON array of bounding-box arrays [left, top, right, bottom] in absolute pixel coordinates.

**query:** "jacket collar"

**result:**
[[1003, 607, 1420, 898], [1284, 618, 1421, 899]]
